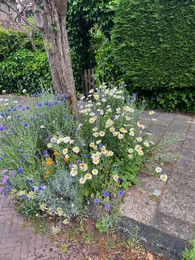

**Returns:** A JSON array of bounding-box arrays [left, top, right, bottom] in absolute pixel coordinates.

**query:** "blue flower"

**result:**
[[37, 103, 42, 107], [31, 94, 36, 97], [104, 205, 110, 211], [18, 167, 23, 174], [6, 186, 11, 191], [114, 167, 118, 171], [26, 180, 32, 184], [21, 194, 26, 199], [24, 123, 29, 128], [30, 187, 35, 192], [103, 191, 109, 197], [118, 177, 122, 181], [94, 198, 100, 204], [118, 190, 124, 196], [38, 186, 42, 191]]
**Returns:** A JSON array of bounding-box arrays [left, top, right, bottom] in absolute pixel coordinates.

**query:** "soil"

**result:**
[[38, 218, 167, 260]]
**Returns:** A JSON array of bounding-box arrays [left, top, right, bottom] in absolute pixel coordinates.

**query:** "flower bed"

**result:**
[[0, 85, 164, 226]]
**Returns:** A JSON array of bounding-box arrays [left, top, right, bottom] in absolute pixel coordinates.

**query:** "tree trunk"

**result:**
[[33, 0, 78, 115]]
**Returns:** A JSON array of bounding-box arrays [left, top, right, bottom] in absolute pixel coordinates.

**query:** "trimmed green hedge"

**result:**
[[0, 50, 51, 93], [0, 27, 31, 61], [110, 0, 195, 113], [112, 0, 195, 90]]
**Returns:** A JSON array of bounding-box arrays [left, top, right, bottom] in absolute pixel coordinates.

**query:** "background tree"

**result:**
[[0, 0, 78, 114]]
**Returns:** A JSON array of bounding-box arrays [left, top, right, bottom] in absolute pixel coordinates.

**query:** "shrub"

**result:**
[[0, 50, 51, 94], [0, 27, 31, 61], [0, 87, 165, 221], [90, 25, 123, 86], [111, 0, 195, 113]]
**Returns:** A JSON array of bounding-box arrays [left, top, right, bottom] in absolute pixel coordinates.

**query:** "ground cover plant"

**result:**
[[0, 86, 167, 232]]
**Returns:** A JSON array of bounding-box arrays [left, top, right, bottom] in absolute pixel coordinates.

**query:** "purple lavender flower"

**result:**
[[1, 175, 9, 185], [12, 172, 16, 177], [1, 169, 8, 175], [69, 164, 74, 168], [104, 205, 111, 211], [77, 160, 81, 164], [99, 144, 103, 148], [0, 187, 4, 193]]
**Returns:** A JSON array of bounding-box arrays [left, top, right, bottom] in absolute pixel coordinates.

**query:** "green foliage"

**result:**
[[0, 50, 51, 94], [90, 25, 123, 85], [111, 0, 195, 113], [182, 239, 195, 260], [135, 87, 195, 113], [36, 170, 84, 218], [0, 27, 31, 61], [67, 0, 118, 91]]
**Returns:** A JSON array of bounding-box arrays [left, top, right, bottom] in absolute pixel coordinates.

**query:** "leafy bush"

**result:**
[[90, 25, 123, 86], [0, 50, 51, 94], [0, 87, 165, 222], [0, 27, 31, 61], [111, 0, 195, 113]]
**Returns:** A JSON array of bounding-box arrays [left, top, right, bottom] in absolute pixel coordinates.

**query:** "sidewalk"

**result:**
[[0, 111, 194, 260], [120, 111, 195, 259]]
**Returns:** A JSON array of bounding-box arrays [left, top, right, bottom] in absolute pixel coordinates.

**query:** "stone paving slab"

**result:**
[[120, 112, 195, 259]]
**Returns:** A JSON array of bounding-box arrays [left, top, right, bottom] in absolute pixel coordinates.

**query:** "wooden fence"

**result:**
[[82, 69, 95, 97]]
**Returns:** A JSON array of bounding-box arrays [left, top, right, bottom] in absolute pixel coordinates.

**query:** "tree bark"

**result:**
[[33, 0, 78, 115]]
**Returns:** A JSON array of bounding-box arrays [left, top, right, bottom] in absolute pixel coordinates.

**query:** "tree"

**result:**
[[0, 0, 78, 115]]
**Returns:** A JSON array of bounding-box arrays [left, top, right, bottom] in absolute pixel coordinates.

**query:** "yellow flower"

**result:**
[[46, 158, 53, 166], [56, 207, 63, 217], [79, 177, 86, 184], [92, 158, 100, 165], [85, 173, 92, 180], [138, 150, 144, 156], [128, 148, 134, 153], [113, 175, 119, 182], [46, 170, 51, 175], [62, 148, 68, 155], [92, 169, 98, 175], [96, 140, 101, 145], [39, 203, 47, 211], [155, 167, 162, 173], [135, 145, 142, 152], [149, 111, 155, 115], [113, 131, 119, 136], [92, 153, 100, 159], [160, 174, 168, 182], [80, 163, 88, 171], [54, 151, 59, 157], [99, 131, 105, 137], [129, 131, 135, 137], [118, 134, 124, 139], [89, 142, 95, 147], [120, 128, 127, 133], [63, 156, 69, 163], [72, 146, 80, 153], [70, 169, 77, 176], [62, 219, 69, 225], [109, 127, 115, 132], [93, 132, 99, 137], [143, 141, 149, 147], [136, 137, 142, 142], [108, 151, 114, 156]]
